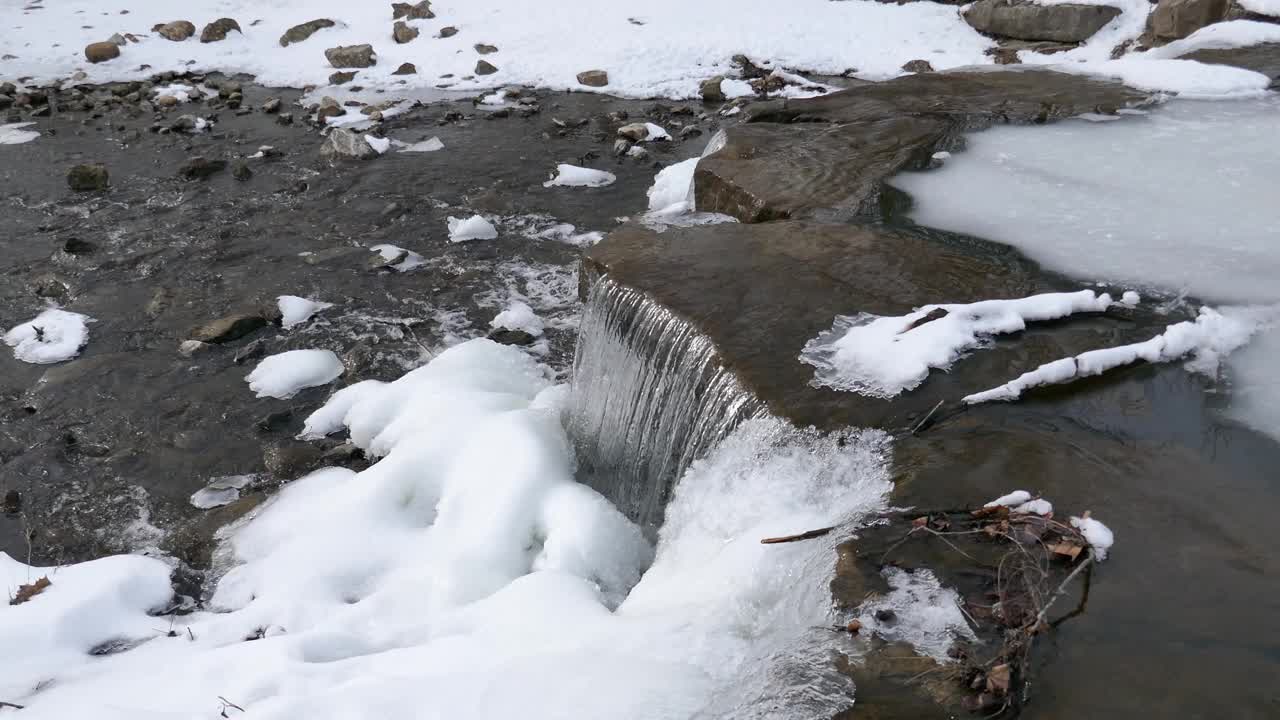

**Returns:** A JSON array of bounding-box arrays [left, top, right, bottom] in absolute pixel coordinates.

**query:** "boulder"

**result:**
[[700, 76, 726, 102], [392, 62, 418, 75], [151, 20, 195, 41], [475, 59, 499, 75], [320, 128, 379, 161], [325, 44, 376, 68], [200, 18, 242, 43], [577, 69, 610, 87], [1149, 0, 1231, 43], [901, 59, 934, 73], [67, 163, 109, 192], [279, 19, 336, 47], [964, 0, 1122, 43], [393, 20, 420, 44], [177, 156, 227, 180], [392, 1, 435, 20], [84, 42, 120, 63]]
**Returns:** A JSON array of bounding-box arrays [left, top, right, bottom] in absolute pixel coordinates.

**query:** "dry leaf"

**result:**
[[986, 663, 1011, 695], [10, 576, 51, 605]]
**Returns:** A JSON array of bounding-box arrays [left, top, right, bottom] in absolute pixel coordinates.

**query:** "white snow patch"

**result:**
[[1052, 57, 1272, 98], [642, 122, 671, 141], [1014, 499, 1054, 516], [984, 490, 1032, 508], [151, 82, 196, 102], [299, 380, 387, 440], [369, 243, 426, 271], [801, 290, 1115, 398], [364, 134, 391, 154], [1121, 291, 1141, 306], [491, 301, 545, 337], [4, 308, 92, 364], [1070, 515, 1115, 560], [543, 164, 617, 188], [277, 295, 335, 329], [0, 122, 40, 145], [1149, 20, 1280, 59], [393, 136, 444, 153], [245, 349, 345, 399], [1237, 0, 1280, 16], [448, 214, 499, 242]]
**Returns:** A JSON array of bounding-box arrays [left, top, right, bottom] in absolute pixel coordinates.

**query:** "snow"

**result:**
[[642, 122, 671, 141], [152, 82, 196, 102], [245, 349, 345, 399], [1237, 0, 1280, 16], [1058, 57, 1272, 98], [646, 157, 699, 215], [393, 136, 444, 153], [800, 290, 1115, 398], [1070, 515, 1115, 560], [1121, 291, 1141, 306], [277, 295, 335, 329], [0, 122, 40, 145], [543, 164, 617, 188], [1149, 20, 1280, 59], [4, 308, 92, 364], [1015, 499, 1054, 516], [369, 243, 425, 271], [963, 306, 1264, 404], [491, 301, 545, 337], [448, 214, 499, 242], [1020, 0, 1150, 64], [0, 0, 995, 97], [364, 134, 391, 154], [985, 490, 1032, 508], [892, 97, 1280, 437]]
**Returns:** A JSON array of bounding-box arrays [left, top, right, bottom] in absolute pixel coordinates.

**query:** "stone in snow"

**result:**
[[200, 18, 242, 44], [84, 42, 120, 63], [152, 20, 195, 42], [280, 19, 336, 47], [577, 69, 609, 87], [325, 44, 376, 68]]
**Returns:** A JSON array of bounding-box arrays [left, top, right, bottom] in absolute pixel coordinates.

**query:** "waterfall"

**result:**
[[569, 273, 766, 530]]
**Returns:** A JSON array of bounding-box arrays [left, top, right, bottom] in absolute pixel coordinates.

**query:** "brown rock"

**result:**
[[474, 43, 498, 54], [475, 59, 498, 75], [964, 0, 1121, 43], [325, 43, 376, 68], [700, 75, 725, 102], [901, 59, 934, 73], [393, 20, 420, 44], [392, 62, 417, 75], [392, 1, 435, 20], [279, 18, 336, 47], [1150, 0, 1231, 43], [152, 20, 196, 42], [200, 18, 242, 43], [84, 41, 121, 63], [190, 314, 267, 344], [577, 69, 609, 87], [438, 26, 458, 38], [329, 70, 357, 85]]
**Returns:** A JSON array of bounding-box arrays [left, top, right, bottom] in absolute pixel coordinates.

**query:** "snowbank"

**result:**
[[1053, 56, 1273, 98], [1149, 20, 1280, 59], [800, 290, 1115, 398], [0, 0, 994, 97], [448, 215, 499, 242], [277, 295, 335, 329], [245, 349, 345, 399], [543, 164, 617, 188], [4, 308, 92, 364]]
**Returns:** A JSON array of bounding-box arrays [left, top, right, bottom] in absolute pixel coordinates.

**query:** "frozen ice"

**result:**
[[277, 295, 335, 329], [543, 164, 617, 188], [369, 243, 426, 271], [0, 122, 40, 145], [491, 301, 545, 336], [448, 215, 499, 242], [245, 349, 345, 399], [4, 308, 91, 364]]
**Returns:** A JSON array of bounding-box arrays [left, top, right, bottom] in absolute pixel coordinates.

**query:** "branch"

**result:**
[[760, 526, 834, 544]]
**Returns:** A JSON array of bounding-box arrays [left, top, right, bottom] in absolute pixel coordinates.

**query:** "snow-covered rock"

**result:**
[[4, 308, 91, 364], [448, 215, 499, 242]]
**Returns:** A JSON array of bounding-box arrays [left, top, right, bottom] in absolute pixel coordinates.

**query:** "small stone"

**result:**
[[700, 75, 725, 102], [475, 59, 498, 76], [393, 20, 419, 44], [231, 160, 252, 181], [276, 112, 294, 126], [325, 43, 376, 68], [67, 163, 109, 192], [178, 339, 210, 357], [488, 328, 536, 346], [437, 26, 458, 38], [233, 339, 267, 364], [279, 18, 336, 47], [613, 138, 632, 156], [474, 43, 498, 55], [617, 122, 649, 142], [178, 157, 227, 180], [200, 18, 242, 43], [329, 70, 356, 85], [576, 69, 609, 87], [85, 41, 121, 63], [846, 619, 862, 634], [261, 97, 281, 113], [152, 20, 195, 42], [320, 128, 378, 161], [225, 92, 242, 109], [901, 59, 934, 73], [874, 608, 897, 623], [392, 1, 435, 20], [392, 62, 417, 75], [316, 96, 344, 122], [190, 314, 267, 344], [679, 125, 702, 139]]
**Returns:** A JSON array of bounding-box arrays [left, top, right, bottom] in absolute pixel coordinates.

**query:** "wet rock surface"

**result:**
[[695, 69, 1149, 222]]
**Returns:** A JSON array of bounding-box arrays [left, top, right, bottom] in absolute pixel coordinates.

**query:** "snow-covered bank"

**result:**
[[0, 0, 992, 97], [1, 339, 897, 718]]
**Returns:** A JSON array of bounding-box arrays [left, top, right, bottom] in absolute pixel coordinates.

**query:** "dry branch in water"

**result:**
[[760, 526, 835, 544]]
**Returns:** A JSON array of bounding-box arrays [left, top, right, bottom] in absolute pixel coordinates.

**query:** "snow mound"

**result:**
[[277, 295, 335, 329], [394, 136, 444, 153], [448, 215, 499, 242], [365, 134, 391, 154], [245, 349, 345, 399], [543, 164, 617, 188], [800, 290, 1115, 398], [963, 306, 1263, 404], [0, 122, 40, 145], [984, 490, 1032, 508], [4, 308, 91, 364], [491, 301, 545, 337], [646, 156, 698, 215], [1070, 515, 1115, 560]]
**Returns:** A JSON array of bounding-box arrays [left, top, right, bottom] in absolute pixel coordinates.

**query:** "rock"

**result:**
[[156, 94, 180, 107], [438, 26, 458, 38], [178, 339, 211, 357], [276, 112, 295, 126], [392, 62, 417, 75], [152, 20, 195, 41], [1177, 42, 1280, 85], [392, 1, 435, 20], [576, 69, 609, 87], [325, 44, 376, 68], [231, 160, 253, 181], [617, 122, 649, 142], [475, 59, 499, 75], [2, 490, 20, 514], [262, 443, 324, 480], [700, 75, 725, 102], [474, 43, 498, 55], [189, 314, 267, 344], [67, 163, 109, 192], [84, 41, 121, 63], [488, 328, 536, 346], [316, 96, 344, 122], [261, 96, 281, 113], [901, 59, 934, 73], [393, 21, 420, 44], [963, 0, 1122, 43], [233, 339, 267, 365], [200, 18, 242, 43], [108, 33, 128, 46], [1149, 0, 1231, 43], [329, 70, 357, 85], [613, 138, 633, 156], [696, 70, 1148, 222], [320, 128, 378, 161], [679, 125, 703, 139], [62, 237, 97, 256], [279, 18, 336, 47]]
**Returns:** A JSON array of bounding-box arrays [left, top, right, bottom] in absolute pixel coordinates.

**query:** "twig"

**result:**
[[218, 696, 245, 717], [1030, 550, 1095, 631], [760, 526, 834, 544], [910, 399, 945, 435], [0, 701, 25, 710]]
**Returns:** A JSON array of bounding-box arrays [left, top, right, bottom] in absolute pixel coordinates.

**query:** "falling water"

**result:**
[[569, 273, 766, 529]]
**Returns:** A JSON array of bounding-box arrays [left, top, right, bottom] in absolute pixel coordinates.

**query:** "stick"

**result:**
[[1029, 550, 1095, 631], [0, 701, 25, 710], [910, 399, 945, 435], [760, 526, 834, 544]]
